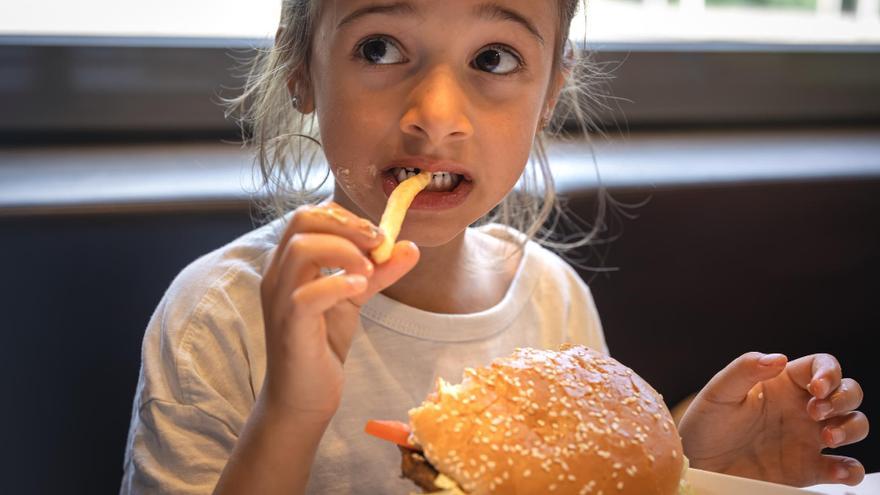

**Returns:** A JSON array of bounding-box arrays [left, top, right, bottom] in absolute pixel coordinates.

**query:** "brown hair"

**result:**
[[225, 0, 618, 266]]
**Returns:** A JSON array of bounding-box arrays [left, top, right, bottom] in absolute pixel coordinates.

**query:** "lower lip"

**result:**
[[381, 171, 473, 210]]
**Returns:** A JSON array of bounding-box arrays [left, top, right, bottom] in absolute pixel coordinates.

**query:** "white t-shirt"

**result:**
[[119, 213, 607, 495]]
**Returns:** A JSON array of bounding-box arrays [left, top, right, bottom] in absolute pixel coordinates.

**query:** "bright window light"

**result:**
[[0, 0, 878, 44]]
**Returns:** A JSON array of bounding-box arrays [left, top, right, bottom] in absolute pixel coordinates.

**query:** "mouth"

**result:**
[[381, 166, 474, 210], [386, 167, 470, 193]]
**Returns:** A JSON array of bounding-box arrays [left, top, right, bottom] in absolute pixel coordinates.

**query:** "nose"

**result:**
[[399, 66, 474, 146]]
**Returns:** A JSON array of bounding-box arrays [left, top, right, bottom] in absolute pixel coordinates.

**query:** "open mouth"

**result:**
[[388, 167, 468, 193]]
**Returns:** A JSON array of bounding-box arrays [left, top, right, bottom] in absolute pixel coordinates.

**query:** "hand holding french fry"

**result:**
[[258, 193, 422, 426]]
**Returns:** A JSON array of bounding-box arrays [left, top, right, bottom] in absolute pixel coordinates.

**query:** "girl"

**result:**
[[120, 1, 870, 494]]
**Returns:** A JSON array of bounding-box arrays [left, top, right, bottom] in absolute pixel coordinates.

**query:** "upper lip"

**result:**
[[384, 157, 473, 181]]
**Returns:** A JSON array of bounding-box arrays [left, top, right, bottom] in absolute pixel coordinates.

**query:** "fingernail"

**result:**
[[813, 378, 830, 397], [830, 428, 845, 446], [835, 463, 849, 480], [364, 259, 374, 274], [816, 400, 833, 419], [759, 353, 784, 366], [347, 274, 367, 289]]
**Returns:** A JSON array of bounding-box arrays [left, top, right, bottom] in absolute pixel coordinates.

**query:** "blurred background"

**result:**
[[1, 0, 878, 493]]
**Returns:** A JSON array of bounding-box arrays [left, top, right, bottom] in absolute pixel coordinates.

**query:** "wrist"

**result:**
[[256, 385, 338, 429]]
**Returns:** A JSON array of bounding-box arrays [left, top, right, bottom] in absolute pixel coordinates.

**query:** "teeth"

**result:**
[[391, 168, 463, 192]]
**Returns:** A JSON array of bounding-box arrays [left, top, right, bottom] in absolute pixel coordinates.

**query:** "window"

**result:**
[[3, 0, 877, 43], [0, 0, 281, 38], [576, 0, 880, 44], [1, 1, 877, 140]]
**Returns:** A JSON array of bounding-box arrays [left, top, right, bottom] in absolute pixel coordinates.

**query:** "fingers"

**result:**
[[288, 202, 383, 250], [290, 272, 369, 323], [808, 378, 864, 421], [273, 233, 376, 313], [265, 202, 384, 287], [820, 411, 870, 449], [815, 454, 865, 486], [350, 240, 420, 307], [699, 352, 788, 404], [786, 353, 842, 400]]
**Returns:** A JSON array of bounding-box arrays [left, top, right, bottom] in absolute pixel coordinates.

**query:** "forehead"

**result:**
[[319, 0, 559, 40]]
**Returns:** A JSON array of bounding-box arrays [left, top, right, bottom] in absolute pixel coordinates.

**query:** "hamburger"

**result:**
[[366, 344, 691, 494]]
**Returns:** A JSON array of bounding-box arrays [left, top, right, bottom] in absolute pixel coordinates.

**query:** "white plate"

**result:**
[[687, 469, 880, 495], [806, 472, 880, 495], [686, 468, 821, 495]]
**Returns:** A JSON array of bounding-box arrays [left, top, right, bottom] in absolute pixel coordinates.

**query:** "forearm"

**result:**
[[213, 392, 330, 495]]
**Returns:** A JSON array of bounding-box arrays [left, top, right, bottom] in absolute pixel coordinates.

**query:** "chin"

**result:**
[[395, 217, 470, 248]]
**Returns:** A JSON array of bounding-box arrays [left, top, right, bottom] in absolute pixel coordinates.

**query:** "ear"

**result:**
[[285, 73, 316, 115], [540, 48, 574, 129], [539, 66, 570, 130], [277, 26, 316, 115]]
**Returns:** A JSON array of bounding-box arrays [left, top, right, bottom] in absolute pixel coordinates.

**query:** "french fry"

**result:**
[[371, 170, 432, 264]]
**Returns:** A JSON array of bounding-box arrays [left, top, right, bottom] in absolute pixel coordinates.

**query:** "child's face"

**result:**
[[306, 0, 562, 247]]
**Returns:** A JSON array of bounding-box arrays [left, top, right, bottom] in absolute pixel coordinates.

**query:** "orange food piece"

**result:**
[[364, 419, 413, 448]]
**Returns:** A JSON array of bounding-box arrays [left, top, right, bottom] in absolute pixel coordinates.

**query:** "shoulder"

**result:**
[[138, 213, 289, 406], [159, 214, 285, 337]]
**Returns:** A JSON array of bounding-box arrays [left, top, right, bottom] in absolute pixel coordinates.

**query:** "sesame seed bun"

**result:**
[[407, 344, 685, 494]]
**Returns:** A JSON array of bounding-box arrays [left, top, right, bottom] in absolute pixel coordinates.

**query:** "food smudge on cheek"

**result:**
[[335, 166, 354, 191]]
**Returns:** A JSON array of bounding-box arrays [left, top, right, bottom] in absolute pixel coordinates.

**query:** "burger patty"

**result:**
[[398, 446, 442, 492]]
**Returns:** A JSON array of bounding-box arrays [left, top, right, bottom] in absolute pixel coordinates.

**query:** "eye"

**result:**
[[355, 36, 406, 65], [473, 45, 523, 75]]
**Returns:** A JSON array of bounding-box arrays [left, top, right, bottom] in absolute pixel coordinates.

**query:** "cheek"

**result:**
[[487, 111, 539, 183], [316, 93, 390, 205]]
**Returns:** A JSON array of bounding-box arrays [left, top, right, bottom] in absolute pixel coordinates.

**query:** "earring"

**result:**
[[540, 114, 551, 130], [291, 95, 300, 110]]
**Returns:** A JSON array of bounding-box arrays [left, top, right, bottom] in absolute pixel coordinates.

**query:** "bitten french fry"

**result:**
[[371, 170, 432, 264]]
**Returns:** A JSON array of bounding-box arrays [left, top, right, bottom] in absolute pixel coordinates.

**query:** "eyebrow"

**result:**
[[336, 1, 545, 46], [474, 2, 545, 46], [336, 2, 419, 30]]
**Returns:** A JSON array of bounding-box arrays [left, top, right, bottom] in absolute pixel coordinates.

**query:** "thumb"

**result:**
[[701, 352, 788, 404], [351, 240, 419, 306]]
